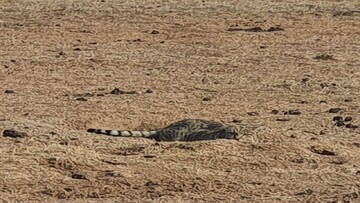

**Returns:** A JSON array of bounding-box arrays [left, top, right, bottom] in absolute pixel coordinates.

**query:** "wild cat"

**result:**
[[87, 119, 257, 142]]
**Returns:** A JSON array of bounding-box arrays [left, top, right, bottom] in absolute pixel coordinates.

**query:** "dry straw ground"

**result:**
[[1, 0, 360, 202]]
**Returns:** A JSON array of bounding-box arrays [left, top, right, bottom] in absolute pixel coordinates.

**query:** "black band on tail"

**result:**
[[87, 128, 97, 133]]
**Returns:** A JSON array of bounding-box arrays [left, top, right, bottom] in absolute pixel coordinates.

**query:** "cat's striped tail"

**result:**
[[87, 128, 157, 138]]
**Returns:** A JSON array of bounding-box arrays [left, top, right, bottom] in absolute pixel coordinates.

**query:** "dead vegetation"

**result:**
[[1, 0, 360, 202]]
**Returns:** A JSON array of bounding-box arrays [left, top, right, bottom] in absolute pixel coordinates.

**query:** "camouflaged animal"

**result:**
[[87, 119, 257, 142]]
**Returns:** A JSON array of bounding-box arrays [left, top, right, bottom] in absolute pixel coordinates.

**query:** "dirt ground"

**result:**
[[1, 0, 360, 202]]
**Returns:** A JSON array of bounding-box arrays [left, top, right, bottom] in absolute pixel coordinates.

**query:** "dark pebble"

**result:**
[[144, 155, 156, 158], [344, 99, 352, 102], [286, 110, 301, 115], [150, 30, 159, 34], [332, 116, 343, 122], [276, 118, 290, 122], [314, 54, 334, 60], [76, 97, 87, 101], [244, 27, 263, 32], [310, 146, 335, 156], [73, 48, 82, 51], [320, 83, 328, 88], [232, 119, 242, 123], [227, 27, 243, 32], [145, 89, 153, 93], [301, 78, 310, 83], [328, 108, 341, 113], [10, 59, 16, 63], [267, 26, 285, 32], [202, 97, 211, 101], [271, 110, 279, 115], [344, 117, 352, 122], [319, 100, 327, 104], [3, 129, 28, 138], [71, 173, 87, 180], [110, 88, 136, 95], [335, 121, 345, 127], [346, 124, 358, 129], [5, 89, 14, 93]]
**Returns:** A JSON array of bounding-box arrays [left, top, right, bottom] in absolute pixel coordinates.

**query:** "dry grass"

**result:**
[[1, 0, 360, 202]]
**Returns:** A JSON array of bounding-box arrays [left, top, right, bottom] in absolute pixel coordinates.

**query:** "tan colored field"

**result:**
[[1, 0, 360, 202]]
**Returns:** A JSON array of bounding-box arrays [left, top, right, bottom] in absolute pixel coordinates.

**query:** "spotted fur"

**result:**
[[87, 119, 256, 142]]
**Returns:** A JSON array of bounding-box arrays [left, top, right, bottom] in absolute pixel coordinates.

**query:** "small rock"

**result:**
[[333, 116, 343, 122], [144, 155, 156, 158], [110, 88, 137, 95], [4, 65, 9, 68], [344, 117, 352, 122], [73, 48, 82, 51], [320, 83, 328, 88], [232, 119, 242, 123], [10, 59, 16, 63], [247, 112, 259, 116], [345, 124, 358, 129], [335, 121, 345, 127], [276, 118, 290, 122], [259, 46, 266, 49], [319, 130, 326, 135], [344, 99, 352, 102], [105, 171, 115, 177], [267, 26, 285, 32], [227, 27, 243, 32], [71, 173, 87, 180], [150, 30, 159, 34], [301, 78, 310, 83], [244, 27, 263, 32], [145, 89, 153, 93], [328, 108, 341, 113], [285, 110, 301, 115], [314, 54, 334, 60], [271, 110, 279, 115], [319, 100, 327, 104], [5, 89, 14, 93], [145, 181, 158, 187], [76, 97, 87, 101], [202, 97, 211, 101], [310, 146, 336, 156], [3, 129, 28, 138]]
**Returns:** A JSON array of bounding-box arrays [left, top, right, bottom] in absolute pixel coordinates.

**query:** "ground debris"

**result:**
[[2, 129, 28, 138]]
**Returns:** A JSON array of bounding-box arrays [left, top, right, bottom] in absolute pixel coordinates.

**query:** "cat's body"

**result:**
[[87, 119, 255, 142]]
